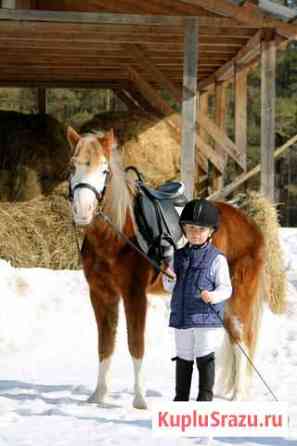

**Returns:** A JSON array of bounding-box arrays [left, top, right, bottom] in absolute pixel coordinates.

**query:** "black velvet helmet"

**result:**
[[179, 199, 220, 230]]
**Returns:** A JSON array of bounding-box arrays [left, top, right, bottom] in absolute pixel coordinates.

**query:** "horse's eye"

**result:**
[[86, 161, 91, 167]]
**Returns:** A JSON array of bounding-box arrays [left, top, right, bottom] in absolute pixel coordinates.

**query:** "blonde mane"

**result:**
[[103, 148, 136, 232]]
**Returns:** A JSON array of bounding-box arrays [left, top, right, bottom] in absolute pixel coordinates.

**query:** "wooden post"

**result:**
[[38, 87, 46, 114], [213, 81, 227, 191], [235, 66, 248, 171], [261, 36, 276, 201], [181, 18, 198, 200], [197, 91, 209, 190]]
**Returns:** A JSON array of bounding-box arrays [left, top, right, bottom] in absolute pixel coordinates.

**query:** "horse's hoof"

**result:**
[[87, 388, 107, 404], [231, 391, 246, 401], [133, 394, 147, 410]]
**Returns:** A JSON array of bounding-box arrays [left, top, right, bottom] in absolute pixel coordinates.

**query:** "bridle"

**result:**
[[68, 169, 111, 207]]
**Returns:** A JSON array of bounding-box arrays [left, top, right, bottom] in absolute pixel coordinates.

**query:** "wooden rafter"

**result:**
[[129, 67, 225, 173], [0, 79, 130, 88], [0, 8, 250, 27], [128, 44, 182, 104], [179, 0, 297, 37], [128, 41, 245, 169], [113, 89, 143, 112], [197, 110, 245, 168], [199, 30, 262, 90]]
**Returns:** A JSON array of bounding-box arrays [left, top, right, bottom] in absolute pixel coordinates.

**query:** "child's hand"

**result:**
[[200, 290, 213, 304], [164, 267, 176, 282]]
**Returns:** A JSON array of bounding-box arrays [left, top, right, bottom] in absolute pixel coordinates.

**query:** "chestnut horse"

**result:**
[[67, 127, 281, 408]]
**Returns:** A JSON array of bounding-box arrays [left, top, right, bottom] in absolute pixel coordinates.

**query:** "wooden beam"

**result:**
[[208, 133, 297, 200], [113, 89, 141, 112], [129, 67, 225, 172], [0, 35, 248, 48], [197, 91, 209, 174], [179, 0, 297, 37], [197, 110, 245, 168], [212, 81, 227, 191], [181, 17, 198, 200], [0, 38, 242, 53], [127, 43, 182, 104], [126, 87, 161, 115], [196, 134, 224, 172], [199, 30, 262, 90], [126, 42, 242, 173], [0, 9, 185, 26], [0, 9, 250, 28], [0, 21, 257, 36], [0, 52, 237, 63], [0, 56, 230, 68], [234, 67, 248, 170], [0, 48, 235, 61], [37, 87, 46, 114], [0, 79, 130, 88], [261, 37, 276, 201]]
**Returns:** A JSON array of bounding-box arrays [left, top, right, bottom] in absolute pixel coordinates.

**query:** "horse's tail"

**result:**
[[245, 192, 287, 314]]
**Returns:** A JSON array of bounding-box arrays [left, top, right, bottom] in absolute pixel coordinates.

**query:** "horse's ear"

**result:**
[[67, 126, 80, 152], [100, 129, 115, 158]]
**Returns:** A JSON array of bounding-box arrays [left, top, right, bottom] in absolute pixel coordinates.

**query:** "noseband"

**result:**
[[68, 170, 111, 205]]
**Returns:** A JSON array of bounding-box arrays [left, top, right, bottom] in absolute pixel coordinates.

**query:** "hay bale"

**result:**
[[0, 111, 71, 200], [0, 167, 43, 202], [244, 191, 287, 314], [0, 182, 83, 269], [80, 111, 181, 187], [0, 111, 182, 268]]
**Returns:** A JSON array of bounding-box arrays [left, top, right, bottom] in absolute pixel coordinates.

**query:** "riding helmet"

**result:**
[[179, 199, 220, 230]]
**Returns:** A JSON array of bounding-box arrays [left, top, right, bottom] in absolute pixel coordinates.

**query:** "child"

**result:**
[[163, 198, 232, 401]]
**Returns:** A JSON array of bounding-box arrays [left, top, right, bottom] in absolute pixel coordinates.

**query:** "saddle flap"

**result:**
[[134, 183, 184, 263]]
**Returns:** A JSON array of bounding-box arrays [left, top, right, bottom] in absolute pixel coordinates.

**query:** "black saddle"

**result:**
[[140, 182, 186, 206], [131, 170, 188, 265]]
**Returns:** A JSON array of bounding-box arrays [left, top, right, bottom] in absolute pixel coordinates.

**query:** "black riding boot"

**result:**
[[172, 357, 194, 401], [196, 352, 215, 401]]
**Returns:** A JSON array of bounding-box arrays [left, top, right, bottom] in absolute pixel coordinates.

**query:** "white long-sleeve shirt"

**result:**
[[162, 253, 232, 304]]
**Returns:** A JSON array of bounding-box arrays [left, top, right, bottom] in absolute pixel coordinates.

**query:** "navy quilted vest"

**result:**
[[169, 242, 225, 328]]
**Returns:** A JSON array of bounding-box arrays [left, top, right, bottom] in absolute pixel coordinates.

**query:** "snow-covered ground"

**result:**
[[0, 229, 296, 446]]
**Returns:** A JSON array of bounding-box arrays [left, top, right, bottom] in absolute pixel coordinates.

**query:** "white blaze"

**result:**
[[71, 162, 109, 225]]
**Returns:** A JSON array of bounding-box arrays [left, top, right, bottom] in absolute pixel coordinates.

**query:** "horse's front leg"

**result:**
[[123, 290, 147, 409], [88, 290, 119, 404]]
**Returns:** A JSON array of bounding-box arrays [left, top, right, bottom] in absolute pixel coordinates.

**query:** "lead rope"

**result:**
[[70, 206, 279, 402], [206, 301, 279, 401], [70, 205, 175, 279]]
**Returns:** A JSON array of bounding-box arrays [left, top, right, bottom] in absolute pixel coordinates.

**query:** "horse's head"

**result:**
[[67, 126, 114, 226]]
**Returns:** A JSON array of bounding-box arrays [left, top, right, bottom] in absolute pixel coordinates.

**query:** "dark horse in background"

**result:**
[[67, 127, 284, 409]]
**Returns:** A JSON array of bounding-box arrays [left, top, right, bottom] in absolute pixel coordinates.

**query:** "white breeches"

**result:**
[[174, 327, 223, 360]]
